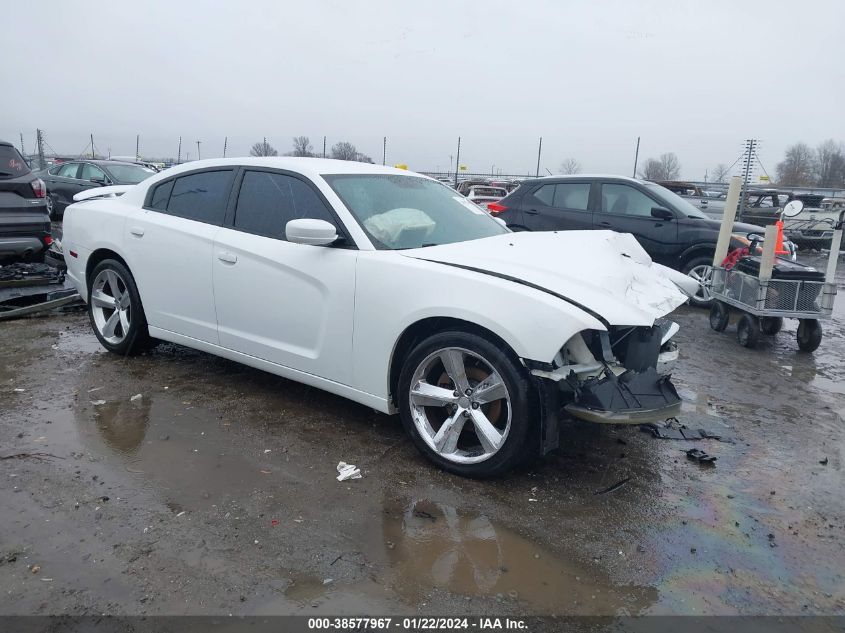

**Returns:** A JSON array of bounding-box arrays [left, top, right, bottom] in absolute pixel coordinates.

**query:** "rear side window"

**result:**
[[166, 170, 234, 224], [532, 184, 555, 206], [552, 183, 590, 210], [0, 145, 30, 179], [233, 170, 336, 239], [149, 180, 174, 210]]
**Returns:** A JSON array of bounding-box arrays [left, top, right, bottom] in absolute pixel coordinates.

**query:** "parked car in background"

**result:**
[[39, 160, 156, 219], [488, 174, 766, 307], [62, 158, 695, 477], [0, 141, 51, 262], [466, 185, 507, 207]]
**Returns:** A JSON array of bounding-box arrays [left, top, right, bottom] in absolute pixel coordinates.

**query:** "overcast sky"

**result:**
[[4, 0, 843, 179]]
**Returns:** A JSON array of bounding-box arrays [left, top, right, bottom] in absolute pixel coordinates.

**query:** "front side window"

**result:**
[[324, 174, 508, 250], [106, 163, 156, 184], [600, 183, 657, 217], [233, 171, 336, 239], [166, 170, 233, 224], [80, 163, 107, 182], [57, 163, 80, 179]]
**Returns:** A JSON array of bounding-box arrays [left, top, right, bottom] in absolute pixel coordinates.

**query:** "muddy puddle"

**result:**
[[378, 499, 657, 614]]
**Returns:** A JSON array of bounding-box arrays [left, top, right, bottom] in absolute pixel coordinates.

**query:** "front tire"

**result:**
[[709, 301, 729, 332], [397, 331, 534, 478], [87, 259, 152, 356], [682, 256, 715, 308], [760, 316, 783, 335], [736, 313, 760, 348], [797, 319, 822, 352]]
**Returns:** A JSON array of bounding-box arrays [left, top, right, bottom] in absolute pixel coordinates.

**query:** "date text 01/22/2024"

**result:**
[[307, 617, 528, 630]]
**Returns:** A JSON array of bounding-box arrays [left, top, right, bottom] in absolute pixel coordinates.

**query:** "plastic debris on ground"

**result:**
[[336, 461, 362, 481], [684, 448, 717, 465], [130, 394, 142, 402], [640, 415, 735, 444]]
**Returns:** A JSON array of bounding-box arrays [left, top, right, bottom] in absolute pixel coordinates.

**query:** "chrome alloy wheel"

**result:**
[[90, 268, 132, 345], [408, 347, 511, 464], [687, 264, 714, 303]]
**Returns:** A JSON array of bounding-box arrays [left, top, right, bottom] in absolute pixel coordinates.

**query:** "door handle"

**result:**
[[597, 221, 613, 227], [129, 226, 145, 237], [217, 252, 238, 264], [526, 208, 539, 215]]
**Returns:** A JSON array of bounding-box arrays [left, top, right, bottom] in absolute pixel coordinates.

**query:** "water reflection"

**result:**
[[382, 498, 657, 614], [92, 397, 151, 455]]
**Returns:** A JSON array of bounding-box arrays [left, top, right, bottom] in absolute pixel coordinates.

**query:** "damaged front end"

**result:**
[[529, 322, 681, 442]]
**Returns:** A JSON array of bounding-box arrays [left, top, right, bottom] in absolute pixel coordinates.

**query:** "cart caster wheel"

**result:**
[[760, 316, 783, 336], [709, 301, 729, 332], [736, 314, 760, 348], [797, 319, 822, 352]]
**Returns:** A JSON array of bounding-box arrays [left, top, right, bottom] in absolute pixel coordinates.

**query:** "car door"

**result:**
[[520, 181, 594, 232], [212, 168, 357, 385], [46, 162, 85, 210], [122, 168, 234, 344], [594, 181, 679, 264]]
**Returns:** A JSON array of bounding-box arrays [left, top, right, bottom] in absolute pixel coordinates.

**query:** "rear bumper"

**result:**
[[0, 236, 46, 258]]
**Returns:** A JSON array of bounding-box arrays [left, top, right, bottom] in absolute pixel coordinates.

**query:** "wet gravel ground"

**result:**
[[0, 254, 843, 617]]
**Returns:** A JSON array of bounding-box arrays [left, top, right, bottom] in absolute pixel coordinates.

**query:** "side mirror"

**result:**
[[651, 207, 674, 220], [783, 200, 804, 218], [91, 176, 108, 186], [286, 218, 339, 246]]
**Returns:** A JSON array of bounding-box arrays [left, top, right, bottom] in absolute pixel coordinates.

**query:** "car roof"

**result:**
[[525, 174, 647, 184], [0, 141, 13, 148], [152, 157, 422, 180]]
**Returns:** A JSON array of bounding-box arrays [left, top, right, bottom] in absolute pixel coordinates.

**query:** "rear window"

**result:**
[[0, 145, 31, 179]]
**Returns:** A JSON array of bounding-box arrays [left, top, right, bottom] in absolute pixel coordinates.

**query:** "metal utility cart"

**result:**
[[706, 177, 842, 352]]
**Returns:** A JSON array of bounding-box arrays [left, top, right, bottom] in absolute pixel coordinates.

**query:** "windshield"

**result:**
[[106, 163, 156, 184], [645, 182, 708, 219], [324, 174, 509, 250], [0, 145, 31, 179]]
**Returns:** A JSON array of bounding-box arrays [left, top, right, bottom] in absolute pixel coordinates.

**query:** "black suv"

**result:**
[[0, 141, 51, 263], [490, 175, 764, 306]]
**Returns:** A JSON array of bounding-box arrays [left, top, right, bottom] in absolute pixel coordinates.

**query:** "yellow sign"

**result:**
[[394, 163, 408, 170], [459, 165, 467, 171], [759, 175, 770, 182]]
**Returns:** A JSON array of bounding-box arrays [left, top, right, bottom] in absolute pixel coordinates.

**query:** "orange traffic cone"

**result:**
[[774, 219, 789, 256]]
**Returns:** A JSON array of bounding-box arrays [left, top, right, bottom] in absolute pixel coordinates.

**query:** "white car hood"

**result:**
[[401, 231, 694, 326]]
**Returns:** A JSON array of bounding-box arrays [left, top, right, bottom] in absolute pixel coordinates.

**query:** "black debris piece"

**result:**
[[684, 448, 717, 465], [593, 477, 631, 496], [819, 457, 829, 465]]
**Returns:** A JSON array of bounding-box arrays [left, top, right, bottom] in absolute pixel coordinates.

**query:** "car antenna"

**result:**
[[545, 168, 553, 176]]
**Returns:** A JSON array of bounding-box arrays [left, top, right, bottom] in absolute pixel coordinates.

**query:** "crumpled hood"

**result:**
[[401, 231, 693, 326]]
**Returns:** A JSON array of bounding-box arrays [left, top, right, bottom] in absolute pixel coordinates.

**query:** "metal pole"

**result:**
[[535, 137, 542, 177], [136, 134, 140, 161], [738, 139, 755, 221], [454, 137, 461, 188], [36, 129, 45, 170], [382, 137, 386, 166], [223, 137, 228, 158], [197, 140, 202, 160], [323, 136, 326, 158], [19, 132, 25, 157], [632, 136, 640, 178], [177, 136, 182, 164], [90, 133, 95, 159]]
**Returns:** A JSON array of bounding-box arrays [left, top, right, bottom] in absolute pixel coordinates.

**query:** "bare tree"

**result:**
[[711, 163, 731, 183], [638, 158, 664, 181], [291, 136, 313, 157], [331, 141, 358, 161], [559, 158, 581, 175], [776, 143, 815, 186], [814, 139, 845, 187], [355, 152, 374, 164], [250, 140, 278, 157], [659, 153, 681, 180]]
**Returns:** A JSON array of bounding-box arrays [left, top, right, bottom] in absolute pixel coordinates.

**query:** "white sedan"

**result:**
[[63, 158, 695, 477]]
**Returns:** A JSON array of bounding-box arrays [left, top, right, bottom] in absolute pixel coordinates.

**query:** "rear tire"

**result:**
[[682, 256, 715, 308], [397, 331, 534, 478], [760, 316, 783, 336], [709, 301, 729, 332], [796, 319, 822, 352], [87, 259, 153, 356], [736, 313, 760, 348]]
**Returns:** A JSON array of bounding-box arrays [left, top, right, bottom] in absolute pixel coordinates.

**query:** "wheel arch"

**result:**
[[85, 248, 130, 291], [388, 317, 521, 409], [678, 244, 716, 270]]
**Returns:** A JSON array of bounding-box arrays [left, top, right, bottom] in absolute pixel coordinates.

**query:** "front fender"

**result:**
[[352, 253, 605, 405]]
